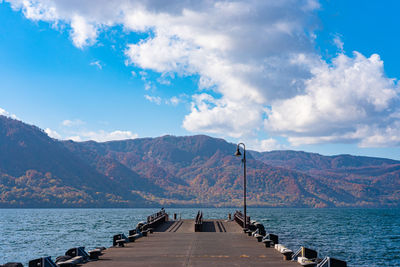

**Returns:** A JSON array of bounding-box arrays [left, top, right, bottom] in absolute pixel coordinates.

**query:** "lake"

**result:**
[[1, 208, 399, 266]]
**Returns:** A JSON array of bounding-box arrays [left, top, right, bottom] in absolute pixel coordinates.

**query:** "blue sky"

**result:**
[[1, 0, 400, 159]]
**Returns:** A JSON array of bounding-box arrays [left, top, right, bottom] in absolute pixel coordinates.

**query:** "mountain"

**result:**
[[0, 115, 152, 207], [1, 115, 400, 208], [250, 150, 400, 207], [250, 150, 399, 171]]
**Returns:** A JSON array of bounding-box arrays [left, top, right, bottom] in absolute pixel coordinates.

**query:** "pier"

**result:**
[[5, 209, 347, 267], [85, 219, 297, 267]]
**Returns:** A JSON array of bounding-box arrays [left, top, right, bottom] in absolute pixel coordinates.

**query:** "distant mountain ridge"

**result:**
[[251, 150, 399, 171], [1, 115, 399, 208]]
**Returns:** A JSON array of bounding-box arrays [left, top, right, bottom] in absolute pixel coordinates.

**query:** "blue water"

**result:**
[[1, 208, 399, 266]]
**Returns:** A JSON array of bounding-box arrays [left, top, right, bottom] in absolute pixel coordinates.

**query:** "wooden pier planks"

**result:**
[[85, 220, 298, 267]]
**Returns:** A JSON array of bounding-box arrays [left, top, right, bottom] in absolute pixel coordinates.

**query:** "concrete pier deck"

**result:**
[[85, 220, 298, 267]]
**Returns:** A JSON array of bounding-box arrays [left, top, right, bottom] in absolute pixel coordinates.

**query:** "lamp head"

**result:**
[[234, 147, 242, 157]]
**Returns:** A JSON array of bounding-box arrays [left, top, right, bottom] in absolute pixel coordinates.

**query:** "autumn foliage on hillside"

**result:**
[[1, 115, 400, 208]]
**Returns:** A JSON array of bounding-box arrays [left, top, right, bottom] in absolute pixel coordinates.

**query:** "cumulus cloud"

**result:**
[[5, 0, 400, 148], [266, 52, 400, 146], [67, 130, 138, 142], [44, 128, 61, 139], [0, 107, 18, 119], [70, 14, 98, 48], [183, 93, 263, 138], [5, 0, 318, 112], [122, 1, 319, 137], [59, 118, 138, 142], [248, 138, 285, 152], [357, 123, 400, 148]]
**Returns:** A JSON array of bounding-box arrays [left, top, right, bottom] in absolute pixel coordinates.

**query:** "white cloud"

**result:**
[[139, 71, 147, 78], [356, 123, 400, 148], [266, 52, 400, 147], [247, 138, 285, 152], [182, 93, 263, 138], [70, 14, 98, 48], [67, 130, 138, 142], [121, 2, 319, 138], [144, 82, 154, 91], [0, 108, 6, 116], [60, 118, 138, 142], [144, 94, 161, 105], [59, 117, 139, 142], [62, 119, 85, 127], [5, 0, 99, 48], [44, 128, 61, 139], [167, 96, 180, 106], [157, 76, 171, 85], [333, 35, 344, 52], [165, 94, 189, 106], [0, 107, 18, 119], [90, 60, 103, 69], [138, 71, 155, 90], [6, 0, 400, 148], [67, 135, 82, 142]]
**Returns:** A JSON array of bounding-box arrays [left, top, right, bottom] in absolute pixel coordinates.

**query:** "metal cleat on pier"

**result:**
[[55, 255, 83, 267], [28, 257, 57, 267], [292, 247, 319, 266], [128, 229, 140, 242], [64, 247, 90, 262], [112, 233, 128, 247], [87, 247, 105, 260], [274, 244, 293, 260], [262, 233, 278, 247]]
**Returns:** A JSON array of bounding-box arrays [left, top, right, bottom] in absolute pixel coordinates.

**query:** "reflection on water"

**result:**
[[1, 208, 399, 267]]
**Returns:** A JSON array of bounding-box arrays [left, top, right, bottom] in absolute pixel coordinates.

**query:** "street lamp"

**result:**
[[235, 142, 247, 229]]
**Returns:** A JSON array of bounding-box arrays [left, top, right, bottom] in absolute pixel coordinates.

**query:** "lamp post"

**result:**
[[235, 142, 247, 229]]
